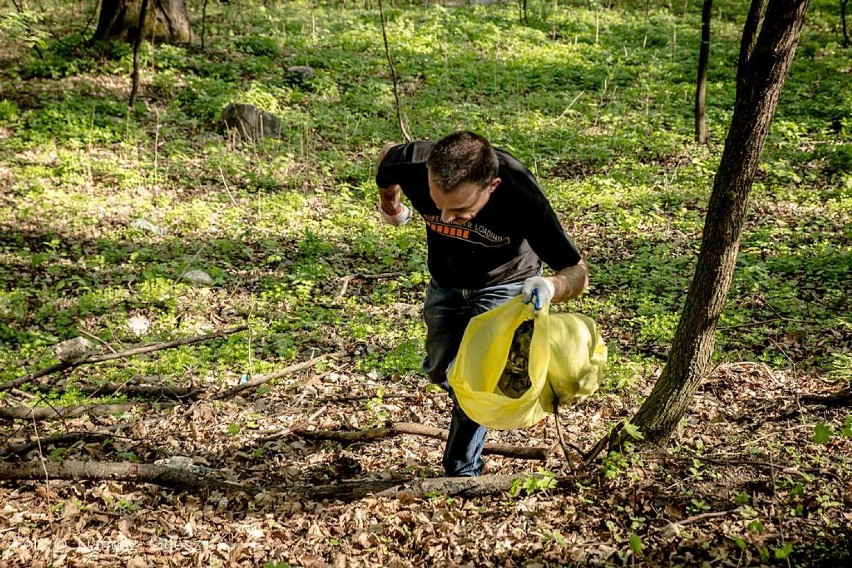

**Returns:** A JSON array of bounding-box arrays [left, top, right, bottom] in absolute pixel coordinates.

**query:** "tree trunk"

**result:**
[[630, 0, 811, 443], [94, 0, 193, 44], [695, 0, 713, 144], [843, 0, 850, 47]]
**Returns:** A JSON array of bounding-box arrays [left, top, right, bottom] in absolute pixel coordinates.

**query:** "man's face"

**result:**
[[428, 173, 501, 224]]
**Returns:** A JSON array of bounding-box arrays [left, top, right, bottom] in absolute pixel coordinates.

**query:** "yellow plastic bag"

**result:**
[[448, 296, 607, 430]]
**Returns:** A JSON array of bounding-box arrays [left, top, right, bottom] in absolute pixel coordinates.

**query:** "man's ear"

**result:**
[[487, 177, 502, 193]]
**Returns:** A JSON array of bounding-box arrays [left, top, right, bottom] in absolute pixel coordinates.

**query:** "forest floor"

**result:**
[[1, 358, 850, 567], [1, 0, 850, 566]]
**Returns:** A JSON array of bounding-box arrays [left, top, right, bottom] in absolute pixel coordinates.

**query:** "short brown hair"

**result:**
[[427, 131, 498, 193]]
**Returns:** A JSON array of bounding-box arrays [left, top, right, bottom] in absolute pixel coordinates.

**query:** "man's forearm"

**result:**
[[379, 184, 402, 215], [377, 143, 403, 215], [549, 259, 588, 303]]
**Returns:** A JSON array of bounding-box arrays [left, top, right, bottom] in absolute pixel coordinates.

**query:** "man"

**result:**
[[375, 131, 587, 477]]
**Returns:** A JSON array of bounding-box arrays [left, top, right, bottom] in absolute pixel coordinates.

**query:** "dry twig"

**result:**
[[0, 325, 248, 393], [215, 351, 347, 400]]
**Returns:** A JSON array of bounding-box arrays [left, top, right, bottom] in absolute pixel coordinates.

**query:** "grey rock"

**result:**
[[285, 65, 316, 86], [181, 269, 214, 286], [52, 337, 94, 362], [218, 102, 283, 141]]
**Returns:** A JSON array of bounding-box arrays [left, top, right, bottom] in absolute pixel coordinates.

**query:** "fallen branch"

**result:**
[[377, 473, 558, 499], [337, 271, 406, 298], [582, 421, 626, 465], [656, 509, 735, 535], [298, 471, 567, 501], [0, 325, 249, 393], [0, 460, 559, 502], [306, 472, 564, 501], [798, 388, 852, 407], [215, 351, 347, 400], [0, 403, 137, 421], [31, 383, 204, 401], [0, 460, 248, 493], [292, 422, 551, 461], [1, 423, 132, 459], [318, 393, 422, 404], [250, 404, 329, 446]]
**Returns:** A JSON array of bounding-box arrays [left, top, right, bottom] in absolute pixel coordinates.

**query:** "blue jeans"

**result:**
[[423, 279, 525, 476]]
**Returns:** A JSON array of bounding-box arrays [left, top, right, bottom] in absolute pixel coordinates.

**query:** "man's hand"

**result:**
[[379, 201, 412, 227], [522, 276, 556, 310]]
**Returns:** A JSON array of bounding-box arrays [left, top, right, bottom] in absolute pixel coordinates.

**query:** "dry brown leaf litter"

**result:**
[[1, 361, 850, 567]]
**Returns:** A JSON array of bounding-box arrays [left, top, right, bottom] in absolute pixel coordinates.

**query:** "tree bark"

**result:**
[[94, 0, 193, 44], [843, 0, 850, 47], [695, 0, 713, 144], [129, 0, 149, 107], [630, 0, 812, 443]]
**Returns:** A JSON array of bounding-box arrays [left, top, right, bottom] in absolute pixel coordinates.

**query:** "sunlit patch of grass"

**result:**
[[0, 0, 848, 392]]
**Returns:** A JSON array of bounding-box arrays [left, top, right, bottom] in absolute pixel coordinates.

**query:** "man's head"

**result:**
[[427, 131, 501, 224]]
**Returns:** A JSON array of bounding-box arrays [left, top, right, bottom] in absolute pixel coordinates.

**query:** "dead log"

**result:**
[[0, 460, 558, 502], [0, 403, 137, 421], [307, 472, 563, 501], [0, 325, 248, 393], [0, 460, 247, 493], [30, 383, 204, 400], [215, 351, 347, 400], [378, 473, 557, 498], [292, 422, 551, 461], [799, 388, 852, 407], [1, 424, 131, 459]]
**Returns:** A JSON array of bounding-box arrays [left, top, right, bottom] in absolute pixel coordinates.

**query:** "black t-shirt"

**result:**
[[376, 141, 581, 289]]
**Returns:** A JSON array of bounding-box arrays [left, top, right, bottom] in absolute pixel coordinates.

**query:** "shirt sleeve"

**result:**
[[375, 141, 434, 189], [506, 157, 582, 271]]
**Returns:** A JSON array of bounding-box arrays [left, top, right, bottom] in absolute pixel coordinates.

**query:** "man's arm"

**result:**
[[376, 143, 410, 225], [550, 259, 588, 303], [522, 259, 588, 309]]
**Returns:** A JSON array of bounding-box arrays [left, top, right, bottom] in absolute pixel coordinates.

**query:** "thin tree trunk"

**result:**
[[129, 0, 148, 107], [842, 0, 850, 47], [629, 0, 812, 443], [201, 0, 209, 49], [695, 0, 713, 144]]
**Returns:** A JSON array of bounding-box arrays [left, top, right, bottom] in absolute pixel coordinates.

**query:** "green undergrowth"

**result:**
[[0, 0, 849, 403]]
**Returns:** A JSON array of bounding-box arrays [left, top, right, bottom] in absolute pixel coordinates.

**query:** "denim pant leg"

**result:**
[[423, 280, 525, 477]]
